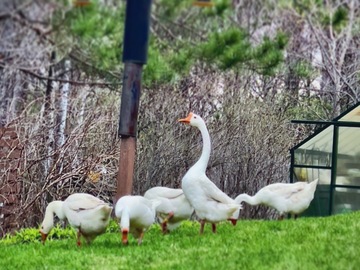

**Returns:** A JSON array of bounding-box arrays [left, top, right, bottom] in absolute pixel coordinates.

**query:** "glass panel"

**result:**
[[294, 149, 332, 166], [338, 104, 360, 122], [337, 127, 360, 155], [332, 187, 360, 214], [336, 127, 360, 186], [303, 184, 331, 217], [294, 168, 331, 217], [300, 125, 333, 152], [295, 125, 333, 166], [293, 167, 331, 184]]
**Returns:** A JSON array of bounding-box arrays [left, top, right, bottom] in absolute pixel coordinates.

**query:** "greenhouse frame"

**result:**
[[290, 102, 360, 216]]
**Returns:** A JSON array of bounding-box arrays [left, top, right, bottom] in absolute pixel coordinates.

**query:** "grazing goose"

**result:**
[[144, 186, 194, 233], [179, 112, 241, 234], [115, 195, 160, 245], [235, 179, 319, 219], [39, 193, 112, 246]]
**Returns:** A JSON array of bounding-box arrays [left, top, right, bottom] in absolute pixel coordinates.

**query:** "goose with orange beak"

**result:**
[[178, 112, 242, 234], [115, 195, 160, 245], [235, 179, 319, 220], [39, 193, 112, 246], [144, 186, 194, 233]]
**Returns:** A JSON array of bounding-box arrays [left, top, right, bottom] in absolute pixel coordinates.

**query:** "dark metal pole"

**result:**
[[291, 120, 360, 127], [116, 63, 143, 200], [289, 149, 294, 183], [329, 126, 339, 215], [116, 0, 152, 202]]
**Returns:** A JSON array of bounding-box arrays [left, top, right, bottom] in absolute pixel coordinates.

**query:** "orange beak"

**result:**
[[122, 229, 129, 245], [178, 112, 193, 124], [40, 231, 48, 244], [228, 218, 237, 226]]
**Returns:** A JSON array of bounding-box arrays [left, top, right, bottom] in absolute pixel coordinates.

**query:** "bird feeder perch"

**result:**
[[73, 0, 91, 7], [193, 0, 214, 7]]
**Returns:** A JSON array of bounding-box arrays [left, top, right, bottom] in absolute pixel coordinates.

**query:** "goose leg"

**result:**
[[161, 211, 174, 234], [211, 223, 216, 233], [76, 230, 82, 247], [278, 215, 284, 221], [85, 236, 92, 245], [138, 231, 144, 245], [199, 220, 206, 234]]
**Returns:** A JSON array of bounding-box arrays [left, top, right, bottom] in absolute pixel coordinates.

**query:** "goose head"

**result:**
[[179, 112, 205, 128], [122, 229, 129, 245], [39, 221, 53, 244], [39, 201, 64, 244]]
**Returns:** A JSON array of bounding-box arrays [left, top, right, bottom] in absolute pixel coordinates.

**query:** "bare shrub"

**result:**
[[135, 70, 295, 219], [1, 68, 298, 235], [1, 87, 120, 231]]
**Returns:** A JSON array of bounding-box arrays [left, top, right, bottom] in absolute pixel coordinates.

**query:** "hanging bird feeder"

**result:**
[[192, 0, 214, 7], [73, 0, 91, 7]]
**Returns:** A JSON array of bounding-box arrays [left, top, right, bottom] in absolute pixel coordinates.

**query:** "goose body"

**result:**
[[115, 195, 159, 245], [179, 112, 241, 234], [235, 179, 319, 218], [144, 186, 194, 233], [39, 193, 112, 246]]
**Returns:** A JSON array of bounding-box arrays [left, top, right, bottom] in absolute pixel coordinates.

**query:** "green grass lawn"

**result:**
[[1, 211, 359, 270]]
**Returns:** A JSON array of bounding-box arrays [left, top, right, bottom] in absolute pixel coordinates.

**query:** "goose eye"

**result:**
[[194, 116, 197, 119]]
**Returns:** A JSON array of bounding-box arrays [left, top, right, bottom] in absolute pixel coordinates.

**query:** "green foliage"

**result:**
[[199, 28, 248, 69], [202, 0, 231, 17], [198, 29, 288, 74], [106, 218, 120, 233], [291, 60, 316, 79], [332, 7, 348, 27], [293, 0, 323, 15], [0, 221, 120, 245], [143, 46, 174, 86], [1, 212, 360, 269], [52, 1, 124, 71], [251, 33, 288, 75], [285, 98, 332, 120], [168, 48, 194, 75], [293, 1, 348, 34], [0, 225, 77, 245], [156, 0, 193, 18], [322, 6, 348, 33], [0, 232, 18, 245], [51, 0, 288, 87], [8, 225, 76, 243], [1, 228, 42, 244], [47, 225, 76, 241]]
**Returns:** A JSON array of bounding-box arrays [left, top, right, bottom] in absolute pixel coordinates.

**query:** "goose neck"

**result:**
[[235, 194, 259, 206], [194, 121, 211, 172], [42, 201, 64, 233], [120, 207, 130, 230]]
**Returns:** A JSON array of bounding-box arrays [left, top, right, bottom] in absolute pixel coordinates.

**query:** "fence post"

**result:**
[[116, 0, 152, 202]]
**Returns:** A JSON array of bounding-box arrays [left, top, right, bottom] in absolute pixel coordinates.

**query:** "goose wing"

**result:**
[[199, 175, 234, 204], [144, 187, 184, 200], [266, 182, 306, 199], [65, 193, 107, 212]]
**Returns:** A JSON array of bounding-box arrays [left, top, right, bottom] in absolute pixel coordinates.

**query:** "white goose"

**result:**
[[39, 193, 112, 246], [179, 112, 241, 234], [144, 186, 194, 233], [235, 179, 319, 219], [115, 195, 160, 245]]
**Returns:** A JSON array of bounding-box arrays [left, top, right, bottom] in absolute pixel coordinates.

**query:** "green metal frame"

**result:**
[[290, 102, 360, 216], [329, 126, 339, 215]]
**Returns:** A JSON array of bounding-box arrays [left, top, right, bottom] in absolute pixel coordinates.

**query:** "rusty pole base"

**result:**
[[115, 136, 136, 203]]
